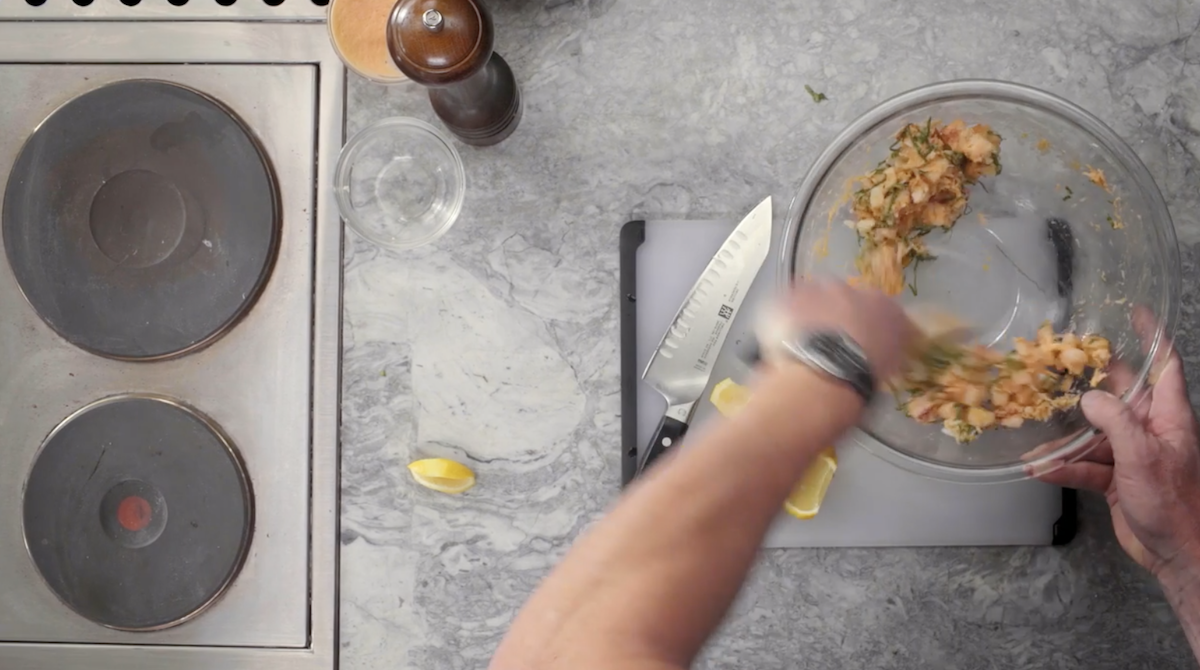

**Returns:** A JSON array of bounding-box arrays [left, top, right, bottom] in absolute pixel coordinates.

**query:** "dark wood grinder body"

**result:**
[[387, 0, 522, 146]]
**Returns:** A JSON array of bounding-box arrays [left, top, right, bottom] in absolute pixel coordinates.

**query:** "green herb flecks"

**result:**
[[882, 182, 906, 225], [804, 85, 828, 103], [907, 253, 931, 296], [1062, 186, 1073, 201], [918, 339, 969, 374], [916, 118, 934, 157]]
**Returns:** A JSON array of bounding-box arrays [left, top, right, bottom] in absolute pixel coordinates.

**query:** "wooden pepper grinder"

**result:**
[[387, 0, 522, 146]]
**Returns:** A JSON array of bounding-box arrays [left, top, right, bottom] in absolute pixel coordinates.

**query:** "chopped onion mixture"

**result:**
[[848, 119, 1002, 295], [899, 324, 1112, 444]]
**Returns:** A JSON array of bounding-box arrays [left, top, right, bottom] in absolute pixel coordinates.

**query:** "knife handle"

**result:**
[[638, 415, 689, 474]]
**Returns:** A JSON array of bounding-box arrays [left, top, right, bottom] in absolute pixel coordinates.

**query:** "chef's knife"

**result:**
[[637, 197, 773, 474]]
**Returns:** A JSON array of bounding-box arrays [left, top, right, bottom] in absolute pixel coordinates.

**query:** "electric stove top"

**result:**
[[0, 5, 343, 668]]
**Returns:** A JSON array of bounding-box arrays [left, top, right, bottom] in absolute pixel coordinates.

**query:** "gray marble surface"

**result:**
[[338, 1, 1200, 667]]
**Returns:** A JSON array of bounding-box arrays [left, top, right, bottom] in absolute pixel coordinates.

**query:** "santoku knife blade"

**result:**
[[637, 196, 773, 474]]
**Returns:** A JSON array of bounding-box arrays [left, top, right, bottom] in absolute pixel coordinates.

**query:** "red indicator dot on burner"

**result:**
[[116, 496, 152, 532]]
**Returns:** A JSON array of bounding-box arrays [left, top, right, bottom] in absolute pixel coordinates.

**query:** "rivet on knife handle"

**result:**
[[638, 413, 690, 474]]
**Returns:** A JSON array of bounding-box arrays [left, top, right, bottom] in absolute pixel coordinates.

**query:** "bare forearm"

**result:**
[[490, 368, 862, 670], [1161, 565, 1200, 663]]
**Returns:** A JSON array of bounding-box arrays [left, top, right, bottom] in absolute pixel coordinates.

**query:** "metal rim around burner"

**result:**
[[22, 394, 254, 632], [2, 79, 280, 361]]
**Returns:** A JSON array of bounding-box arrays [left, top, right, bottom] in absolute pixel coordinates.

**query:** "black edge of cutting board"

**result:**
[[619, 220, 645, 488], [1047, 217, 1078, 546], [1052, 488, 1077, 545]]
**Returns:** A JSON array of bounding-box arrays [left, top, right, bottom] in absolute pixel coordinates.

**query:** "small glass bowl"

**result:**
[[334, 117, 465, 250]]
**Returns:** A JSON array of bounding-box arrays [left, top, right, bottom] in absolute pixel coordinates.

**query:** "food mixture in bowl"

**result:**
[[900, 323, 1112, 443], [846, 118, 1115, 444], [850, 119, 1001, 296], [782, 80, 1181, 481]]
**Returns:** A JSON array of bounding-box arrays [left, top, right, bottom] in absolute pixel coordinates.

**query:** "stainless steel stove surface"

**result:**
[[0, 5, 343, 669]]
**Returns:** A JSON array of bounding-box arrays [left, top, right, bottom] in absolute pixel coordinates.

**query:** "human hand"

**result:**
[[1031, 310, 1200, 588], [756, 279, 917, 381]]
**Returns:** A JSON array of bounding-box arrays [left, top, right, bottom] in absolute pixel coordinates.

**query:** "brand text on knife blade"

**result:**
[[693, 320, 727, 373]]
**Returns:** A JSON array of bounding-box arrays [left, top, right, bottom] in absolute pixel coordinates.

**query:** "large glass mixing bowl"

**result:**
[[781, 80, 1181, 483]]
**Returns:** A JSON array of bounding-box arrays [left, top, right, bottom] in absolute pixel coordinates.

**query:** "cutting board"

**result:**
[[619, 218, 1073, 547]]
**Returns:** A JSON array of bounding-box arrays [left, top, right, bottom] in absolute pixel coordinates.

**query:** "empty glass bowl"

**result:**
[[781, 80, 1181, 483], [334, 117, 465, 250]]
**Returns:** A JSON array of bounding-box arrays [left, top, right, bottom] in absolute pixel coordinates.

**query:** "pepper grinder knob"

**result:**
[[387, 0, 522, 146]]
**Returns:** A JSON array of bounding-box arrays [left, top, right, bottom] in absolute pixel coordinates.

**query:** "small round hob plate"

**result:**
[[2, 79, 279, 360], [22, 395, 253, 631]]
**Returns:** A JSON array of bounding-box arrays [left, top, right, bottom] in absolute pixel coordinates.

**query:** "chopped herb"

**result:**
[[380, 370, 387, 377], [1062, 186, 1073, 201], [948, 150, 966, 167], [921, 342, 964, 371], [992, 151, 1003, 175], [883, 187, 903, 224], [1107, 215, 1117, 229], [908, 282, 918, 296], [804, 85, 828, 103]]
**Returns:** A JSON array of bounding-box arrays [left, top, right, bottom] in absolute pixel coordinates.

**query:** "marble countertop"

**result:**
[[337, 1, 1200, 667]]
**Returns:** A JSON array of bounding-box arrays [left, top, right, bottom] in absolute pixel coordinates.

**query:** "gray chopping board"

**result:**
[[623, 218, 1068, 547]]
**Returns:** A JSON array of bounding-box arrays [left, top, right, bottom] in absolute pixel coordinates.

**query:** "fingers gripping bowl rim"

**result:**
[[780, 79, 1181, 484]]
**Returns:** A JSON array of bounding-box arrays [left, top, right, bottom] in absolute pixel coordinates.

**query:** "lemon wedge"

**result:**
[[783, 448, 838, 520], [710, 378, 753, 418], [707, 379, 838, 519], [407, 458, 476, 494]]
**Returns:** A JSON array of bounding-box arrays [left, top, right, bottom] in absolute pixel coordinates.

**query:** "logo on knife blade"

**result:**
[[718, 305, 733, 320]]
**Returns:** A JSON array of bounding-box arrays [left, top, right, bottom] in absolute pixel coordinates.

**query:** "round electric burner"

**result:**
[[22, 395, 253, 631], [2, 79, 279, 360]]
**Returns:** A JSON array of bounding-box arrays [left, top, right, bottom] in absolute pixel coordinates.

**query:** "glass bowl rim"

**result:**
[[778, 78, 1182, 483], [333, 116, 466, 251]]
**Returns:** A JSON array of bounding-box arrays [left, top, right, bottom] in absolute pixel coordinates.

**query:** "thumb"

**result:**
[[1081, 390, 1147, 465]]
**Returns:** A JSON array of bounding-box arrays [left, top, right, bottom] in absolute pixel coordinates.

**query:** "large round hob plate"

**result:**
[[2, 79, 279, 360], [22, 395, 254, 631]]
